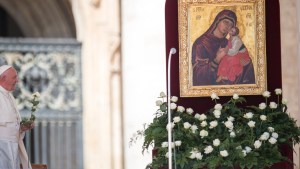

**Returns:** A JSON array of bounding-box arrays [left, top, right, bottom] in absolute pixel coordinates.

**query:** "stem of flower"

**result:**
[[250, 128, 254, 141], [259, 121, 262, 133]]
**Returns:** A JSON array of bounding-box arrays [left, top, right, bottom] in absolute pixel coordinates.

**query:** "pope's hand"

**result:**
[[20, 122, 35, 132]]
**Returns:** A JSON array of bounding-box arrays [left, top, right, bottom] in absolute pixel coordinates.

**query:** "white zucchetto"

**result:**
[[0, 65, 12, 76]]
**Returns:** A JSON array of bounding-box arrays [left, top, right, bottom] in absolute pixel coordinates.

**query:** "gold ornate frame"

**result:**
[[178, 0, 266, 97]]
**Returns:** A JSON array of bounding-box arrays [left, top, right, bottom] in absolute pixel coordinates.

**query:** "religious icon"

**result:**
[[178, 0, 266, 97]]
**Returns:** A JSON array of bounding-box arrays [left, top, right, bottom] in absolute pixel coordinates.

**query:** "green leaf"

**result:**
[[160, 104, 167, 112], [152, 127, 164, 135]]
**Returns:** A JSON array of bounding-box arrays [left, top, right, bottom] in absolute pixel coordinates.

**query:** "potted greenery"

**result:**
[[131, 89, 300, 169]]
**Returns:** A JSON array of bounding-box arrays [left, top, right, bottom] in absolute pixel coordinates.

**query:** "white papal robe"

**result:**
[[0, 86, 32, 169]]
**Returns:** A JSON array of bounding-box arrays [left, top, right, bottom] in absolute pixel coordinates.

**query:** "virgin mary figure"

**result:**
[[191, 9, 255, 86]]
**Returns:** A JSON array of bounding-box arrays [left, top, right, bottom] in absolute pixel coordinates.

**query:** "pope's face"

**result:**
[[216, 19, 234, 36], [3, 68, 18, 91]]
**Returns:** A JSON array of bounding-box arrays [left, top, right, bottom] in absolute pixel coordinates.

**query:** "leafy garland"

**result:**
[[131, 89, 300, 169]]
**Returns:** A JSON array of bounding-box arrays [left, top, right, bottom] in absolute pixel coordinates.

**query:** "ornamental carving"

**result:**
[[0, 39, 82, 112]]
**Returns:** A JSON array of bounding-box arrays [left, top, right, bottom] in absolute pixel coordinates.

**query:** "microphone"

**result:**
[[167, 47, 177, 169], [170, 48, 177, 54]]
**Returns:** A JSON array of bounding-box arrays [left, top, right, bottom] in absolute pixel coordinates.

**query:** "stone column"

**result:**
[[296, 0, 300, 167], [279, 0, 299, 167], [71, 0, 123, 169]]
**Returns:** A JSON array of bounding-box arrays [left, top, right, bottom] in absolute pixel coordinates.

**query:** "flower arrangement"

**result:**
[[132, 89, 300, 169], [20, 92, 40, 126]]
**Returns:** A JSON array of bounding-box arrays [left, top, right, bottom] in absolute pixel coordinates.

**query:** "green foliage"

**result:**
[[20, 92, 40, 126], [131, 91, 300, 169]]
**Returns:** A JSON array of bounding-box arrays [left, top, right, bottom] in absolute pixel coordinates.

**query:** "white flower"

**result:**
[[269, 137, 277, 144], [275, 88, 282, 95], [230, 131, 236, 138], [177, 106, 185, 112], [161, 142, 168, 148], [282, 98, 288, 105], [269, 102, 278, 109], [189, 152, 196, 159], [199, 114, 207, 121], [214, 104, 222, 110], [260, 115, 267, 121], [213, 139, 220, 146], [259, 103, 267, 110], [244, 112, 254, 119], [248, 121, 255, 128], [195, 152, 203, 160], [194, 113, 201, 120], [32, 92, 40, 98], [171, 96, 178, 102], [165, 152, 169, 158], [156, 100, 163, 106], [191, 125, 198, 133], [268, 127, 275, 132], [173, 116, 181, 123], [199, 130, 208, 138], [171, 142, 175, 148], [189, 149, 198, 159], [183, 122, 191, 129], [220, 150, 229, 157], [175, 141, 182, 146], [227, 116, 235, 122], [166, 123, 175, 131], [209, 121, 218, 129], [160, 92, 166, 98], [213, 110, 221, 118], [200, 121, 207, 127], [156, 110, 163, 115], [242, 150, 247, 156], [204, 146, 213, 154], [272, 132, 279, 139], [224, 121, 234, 130], [245, 146, 252, 153], [211, 93, 219, 100], [186, 108, 194, 115], [233, 93, 239, 100], [254, 140, 262, 149], [259, 132, 270, 140], [262, 91, 271, 98], [170, 103, 177, 110]]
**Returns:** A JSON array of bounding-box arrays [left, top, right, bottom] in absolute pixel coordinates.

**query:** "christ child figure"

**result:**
[[216, 26, 251, 83]]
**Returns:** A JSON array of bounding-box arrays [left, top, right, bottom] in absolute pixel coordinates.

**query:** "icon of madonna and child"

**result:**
[[192, 9, 255, 86]]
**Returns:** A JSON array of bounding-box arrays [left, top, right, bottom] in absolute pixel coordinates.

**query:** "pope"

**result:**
[[0, 65, 33, 169]]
